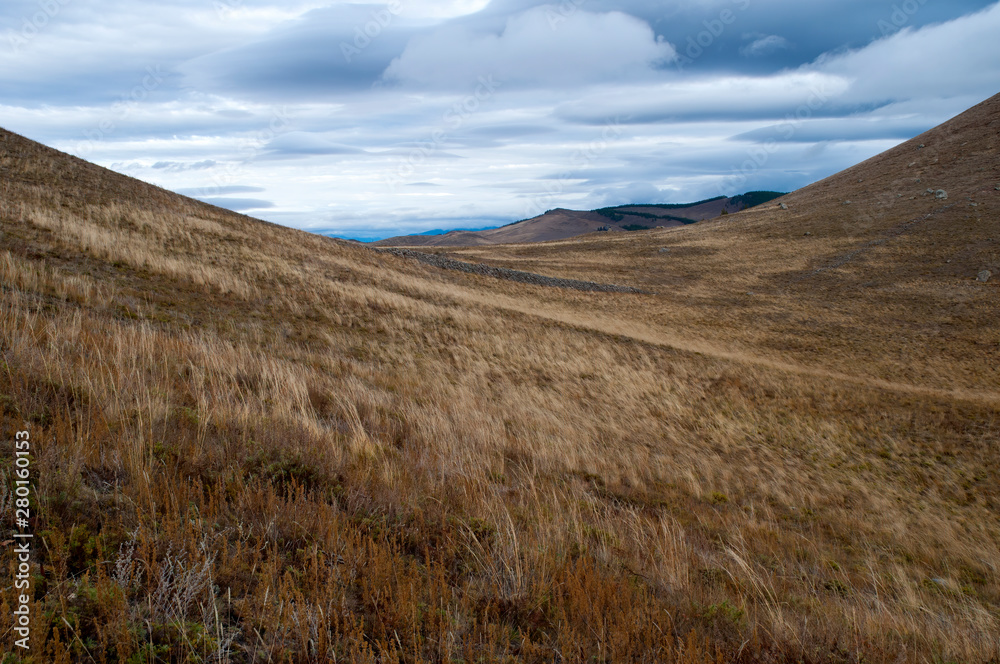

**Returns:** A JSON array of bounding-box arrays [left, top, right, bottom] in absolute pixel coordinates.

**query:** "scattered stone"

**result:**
[[978, 270, 992, 283], [935, 190, 948, 200], [946, 260, 952, 264], [970, 203, 978, 207], [779, 203, 788, 210], [804, 231, 813, 236], [995, 186, 1000, 191], [908, 162, 916, 167], [916, 179, 921, 183], [843, 201, 852, 205], [658, 248, 670, 254], [918, 144, 925, 149], [927, 188, 935, 193]]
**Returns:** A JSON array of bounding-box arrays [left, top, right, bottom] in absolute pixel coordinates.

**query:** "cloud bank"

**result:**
[[1, 0, 997, 239]]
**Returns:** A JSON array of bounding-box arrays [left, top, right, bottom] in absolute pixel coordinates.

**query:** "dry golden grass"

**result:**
[[0, 95, 998, 663]]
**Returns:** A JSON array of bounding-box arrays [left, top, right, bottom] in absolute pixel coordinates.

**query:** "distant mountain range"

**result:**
[[373, 192, 785, 247]]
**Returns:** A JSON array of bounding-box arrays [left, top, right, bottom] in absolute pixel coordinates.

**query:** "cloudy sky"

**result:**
[[2, 0, 998, 240]]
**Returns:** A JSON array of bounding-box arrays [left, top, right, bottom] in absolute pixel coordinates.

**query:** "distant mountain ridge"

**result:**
[[373, 191, 785, 247]]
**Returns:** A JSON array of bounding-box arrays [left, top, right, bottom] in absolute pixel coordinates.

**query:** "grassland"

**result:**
[[0, 94, 998, 663]]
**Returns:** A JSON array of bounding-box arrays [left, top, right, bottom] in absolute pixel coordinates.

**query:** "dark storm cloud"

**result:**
[[180, 3, 419, 98], [152, 159, 217, 171], [466, 124, 555, 139], [732, 117, 933, 144]]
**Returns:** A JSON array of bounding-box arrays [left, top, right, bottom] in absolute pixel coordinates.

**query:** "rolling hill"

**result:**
[[0, 93, 998, 663], [373, 192, 784, 247]]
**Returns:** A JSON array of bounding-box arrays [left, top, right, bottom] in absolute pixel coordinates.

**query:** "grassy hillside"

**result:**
[[1, 93, 999, 663]]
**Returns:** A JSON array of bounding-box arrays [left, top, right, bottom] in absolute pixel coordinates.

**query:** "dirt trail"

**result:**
[[370, 248, 1000, 406], [460, 288, 1000, 407], [379, 248, 650, 293]]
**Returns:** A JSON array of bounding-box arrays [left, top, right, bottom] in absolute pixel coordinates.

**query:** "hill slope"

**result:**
[[0, 94, 998, 664], [374, 192, 783, 247]]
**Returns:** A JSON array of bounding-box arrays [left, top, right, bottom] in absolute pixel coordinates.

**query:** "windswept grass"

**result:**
[[1, 95, 999, 663]]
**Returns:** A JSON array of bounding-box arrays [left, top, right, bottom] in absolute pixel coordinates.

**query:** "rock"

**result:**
[[935, 190, 948, 200], [970, 203, 978, 207], [843, 201, 852, 205], [927, 188, 935, 193], [779, 203, 788, 210], [658, 248, 670, 254], [804, 231, 812, 236], [995, 186, 1000, 191], [908, 162, 916, 167], [918, 144, 925, 149], [978, 270, 992, 283]]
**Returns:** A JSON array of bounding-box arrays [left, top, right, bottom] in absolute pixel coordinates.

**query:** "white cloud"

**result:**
[[810, 2, 1000, 105], [262, 132, 366, 157], [310, 0, 490, 20], [383, 6, 676, 88], [395, 0, 492, 20], [555, 72, 851, 124], [151, 159, 217, 171], [4, 0, 998, 239], [594, 181, 664, 207], [740, 34, 790, 57]]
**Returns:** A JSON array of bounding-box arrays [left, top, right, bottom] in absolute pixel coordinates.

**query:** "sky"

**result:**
[[2, 0, 999, 240]]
